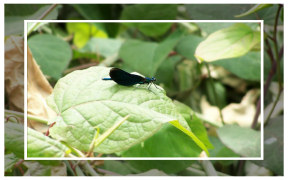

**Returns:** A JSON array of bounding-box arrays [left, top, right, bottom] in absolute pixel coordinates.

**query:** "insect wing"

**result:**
[[109, 68, 144, 86]]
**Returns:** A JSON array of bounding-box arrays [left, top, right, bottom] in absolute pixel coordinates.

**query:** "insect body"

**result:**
[[102, 68, 158, 90]]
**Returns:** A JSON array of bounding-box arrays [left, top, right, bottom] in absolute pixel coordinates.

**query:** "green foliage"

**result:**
[[66, 23, 108, 48], [81, 38, 123, 58], [119, 30, 183, 76], [46, 66, 202, 155], [28, 34, 72, 79], [217, 125, 261, 157], [253, 116, 283, 175], [126, 160, 194, 174], [5, 5, 61, 36], [27, 128, 70, 157], [5, 122, 24, 158], [212, 51, 261, 81], [121, 4, 178, 37], [6, 3, 283, 176], [195, 23, 260, 62]]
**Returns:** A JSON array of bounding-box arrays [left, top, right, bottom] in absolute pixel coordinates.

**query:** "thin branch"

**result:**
[[251, 96, 261, 129], [264, 5, 283, 124], [265, 88, 283, 124], [263, 39, 277, 97], [38, 4, 58, 20]]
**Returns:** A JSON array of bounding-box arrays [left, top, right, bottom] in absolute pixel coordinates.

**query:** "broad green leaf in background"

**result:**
[[46, 66, 191, 155], [175, 35, 204, 60], [27, 127, 71, 157], [196, 23, 234, 36], [121, 4, 178, 37], [28, 34, 72, 79], [5, 122, 24, 158], [217, 125, 261, 157], [209, 136, 239, 158], [80, 37, 123, 58], [155, 55, 181, 88], [253, 116, 283, 175], [174, 101, 214, 150], [235, 4, 273, 17], [121, 123, 203, 157], [5, 5, 61, 36], [194, 23, 260, 62], [212, 51, 261, 81], [119, 30, 183, 76], [126, 160, 194, 174], [66, 23, 108, 48]]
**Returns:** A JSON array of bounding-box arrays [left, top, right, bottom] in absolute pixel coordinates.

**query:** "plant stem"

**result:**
[[265, 89, 283, 124], [38, 4, 58, 20], [199, 160, 218, 176], [251, 96, 261, 129], [5, 109, 49, 124], [264, 4, 283, 124], [82, 161, 99, 176], [204, 63, 224, 125]]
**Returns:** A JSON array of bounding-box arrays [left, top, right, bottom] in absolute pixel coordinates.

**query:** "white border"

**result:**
[[24, 20, 264, 161]]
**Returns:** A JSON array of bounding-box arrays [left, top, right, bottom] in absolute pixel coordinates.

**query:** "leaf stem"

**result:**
[[199, 160, 218, 176], [204, 63, 224, 125], [5, 109, 49, 124]]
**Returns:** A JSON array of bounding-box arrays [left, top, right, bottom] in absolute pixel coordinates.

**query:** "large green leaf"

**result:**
[[195, 23, 260, 62], [80, 38, 123, 58], [253, 116, 283, 175], [119, 30, 182, 76], [120, 123, 203, 157], [28, 34, 72, 79], [27, 128, 71, 157], [211, 51, 261, 81], [47, 66, 190, 154], [217, 125, 261, 157], [121, 4, 177, 37], [209, 136, 239, 158], [120, 100, 211, 157], [174, 100, 213, 149], [5, 5, 60, 36], [5, 122, 24, 158], [175, 35, 204, 60]]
